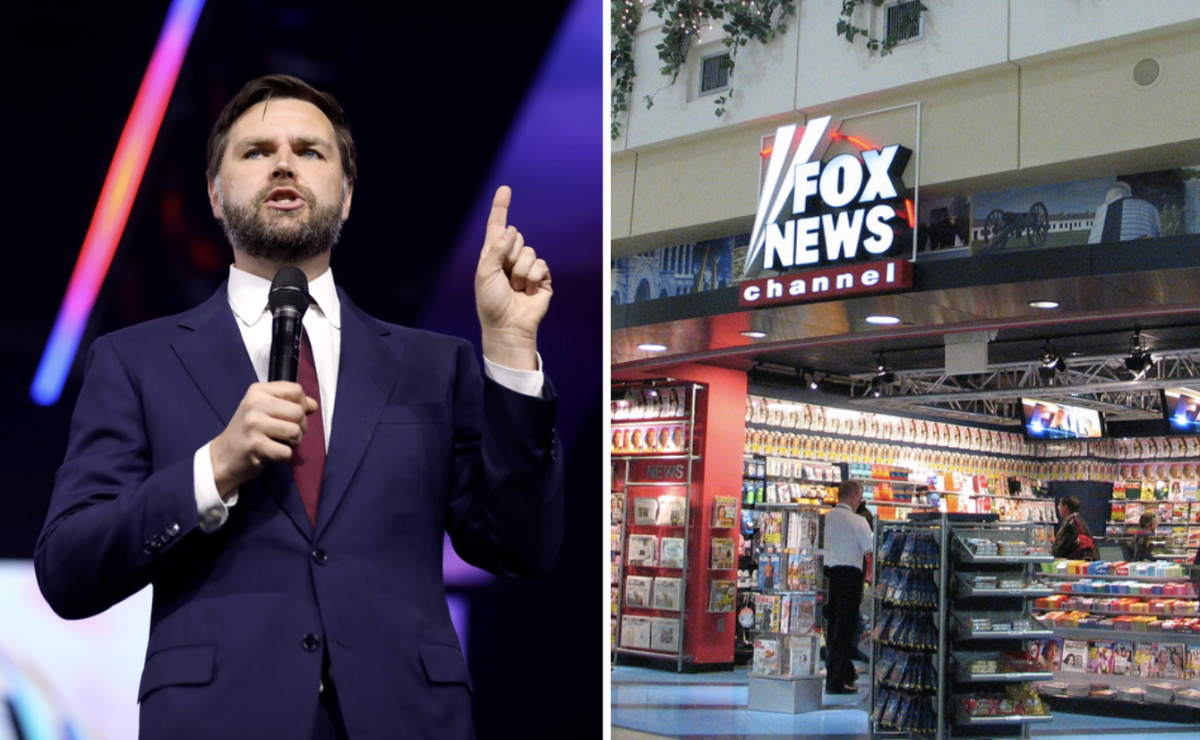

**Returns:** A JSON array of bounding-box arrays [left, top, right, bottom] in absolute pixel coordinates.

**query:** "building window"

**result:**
[[699, 52, 730, 96], [885, 1, 924, 46]]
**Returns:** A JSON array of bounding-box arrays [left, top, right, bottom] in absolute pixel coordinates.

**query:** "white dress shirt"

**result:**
[[822, 502, 873, 568], [194, 265, 544, 531]]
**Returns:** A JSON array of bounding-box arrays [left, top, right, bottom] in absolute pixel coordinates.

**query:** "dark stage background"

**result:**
[[2, 1, 602, 737]]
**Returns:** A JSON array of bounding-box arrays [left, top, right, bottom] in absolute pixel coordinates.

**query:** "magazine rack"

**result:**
[[745, 500, 825, 712], [611, 381, 736, 671]]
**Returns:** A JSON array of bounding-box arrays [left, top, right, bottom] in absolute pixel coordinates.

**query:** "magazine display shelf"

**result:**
[[869, 517, 1054, 740], [1030, 563, 1200, 714], [738, 455, 836, 668], [612, 381, 737, 671], [1107, 481, 1200, 562], [745, 501, 824, 713]]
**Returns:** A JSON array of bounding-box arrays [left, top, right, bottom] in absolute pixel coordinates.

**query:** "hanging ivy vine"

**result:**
[[613, 1, 927, 139], [611, 0, 643, 140], [610, 0, 795, 140], [836, 0, 927, 55], [712, 0, 795, 117]]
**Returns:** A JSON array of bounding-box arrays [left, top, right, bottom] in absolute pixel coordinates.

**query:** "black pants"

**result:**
[[824, 565, 864, 690]]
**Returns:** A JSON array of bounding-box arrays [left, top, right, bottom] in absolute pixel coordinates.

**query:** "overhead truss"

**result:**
[[848, 350, 1200, 425]]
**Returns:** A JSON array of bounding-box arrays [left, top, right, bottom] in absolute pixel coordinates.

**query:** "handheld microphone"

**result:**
[[267, 267, 310, 383]]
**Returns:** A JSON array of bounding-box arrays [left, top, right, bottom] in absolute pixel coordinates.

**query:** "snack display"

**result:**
[[959, 684, 1049, 718], [959, 536, 1051, 559]]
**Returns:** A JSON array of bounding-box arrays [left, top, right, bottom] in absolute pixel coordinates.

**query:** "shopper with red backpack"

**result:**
[[1053, 495, 1098, 560]]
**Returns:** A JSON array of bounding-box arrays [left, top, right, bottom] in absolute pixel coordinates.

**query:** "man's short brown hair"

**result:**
[[206, 74, 357, 183], [837, 480, 863, 501]]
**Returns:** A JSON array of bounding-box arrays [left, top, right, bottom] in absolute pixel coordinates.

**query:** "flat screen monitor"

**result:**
[[1162, 388, 1200, 435], [1020, 398, 1105, 441], [1096, 544, 1125, 562]]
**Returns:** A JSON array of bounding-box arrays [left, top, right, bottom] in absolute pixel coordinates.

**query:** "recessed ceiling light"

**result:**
[[865, 315, 901, 325], [741, 330, 767, 339], [637, 343, 668, 352], [1029, 300, 1060, 309]]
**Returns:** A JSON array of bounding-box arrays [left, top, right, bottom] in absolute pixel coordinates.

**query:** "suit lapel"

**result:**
[[315, 290, 403, 537], [170, 286, 255, 428], [170, 283, 314, 538]]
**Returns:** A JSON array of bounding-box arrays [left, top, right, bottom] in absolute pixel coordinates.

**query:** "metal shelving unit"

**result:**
[[611, 382, 705, 672], [869, 518, 945, 738], [947, 520, 1055, 740], [746, 501, 825, 713], [869, 516, 1054, 740], [1032, 565, 1200, 712]]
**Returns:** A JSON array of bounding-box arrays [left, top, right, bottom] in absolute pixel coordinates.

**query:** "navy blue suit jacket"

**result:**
[[35, 284, 564, 739]]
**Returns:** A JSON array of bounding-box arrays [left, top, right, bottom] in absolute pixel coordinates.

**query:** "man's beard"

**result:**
[[218, 181, 345, 263]]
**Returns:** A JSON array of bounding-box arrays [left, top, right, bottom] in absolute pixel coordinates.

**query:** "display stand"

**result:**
[[870, 519, 944, 738], [946, 520, 1055, 738], [870, 516, 1054, 739], [1032, 564, 1200, 714], [612, 381, 738, 671], [745, 501, 824, 713]]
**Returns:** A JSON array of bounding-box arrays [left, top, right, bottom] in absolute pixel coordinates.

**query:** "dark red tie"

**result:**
[[292, 329, 325, 526]]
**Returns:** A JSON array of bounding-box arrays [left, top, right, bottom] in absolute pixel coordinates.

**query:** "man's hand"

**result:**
[[475, 186, 551, 371], [209, 382, 319, 498]]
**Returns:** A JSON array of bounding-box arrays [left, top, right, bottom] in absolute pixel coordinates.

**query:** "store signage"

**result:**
[[744, 116, 912, 279], [628, 459, 689, 483], [738, 258, 912, 308]]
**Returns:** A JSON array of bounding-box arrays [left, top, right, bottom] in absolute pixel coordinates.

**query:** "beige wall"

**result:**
[[1020, 26, 1200, 168], [1009, 1, 1200, 62], [612, 10, 1200, 253], [793, 0, 1011, 111], [619, 126, 780, 246]]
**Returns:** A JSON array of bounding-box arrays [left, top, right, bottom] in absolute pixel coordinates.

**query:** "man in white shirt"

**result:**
[[36, 75, 563, 740], [822, 480, 873, 695]]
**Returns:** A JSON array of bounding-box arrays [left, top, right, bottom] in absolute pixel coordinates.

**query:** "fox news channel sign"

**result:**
[[740, 116, 914, 308]]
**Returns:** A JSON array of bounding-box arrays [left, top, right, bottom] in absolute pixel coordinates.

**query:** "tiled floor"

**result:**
[[611, 665, 1200, 740]]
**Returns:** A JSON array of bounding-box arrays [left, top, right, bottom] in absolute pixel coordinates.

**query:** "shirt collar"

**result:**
[[227, 264, 341, 329]]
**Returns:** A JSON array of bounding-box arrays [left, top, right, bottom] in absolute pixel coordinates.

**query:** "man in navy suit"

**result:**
[[35, 75, 563, 739]]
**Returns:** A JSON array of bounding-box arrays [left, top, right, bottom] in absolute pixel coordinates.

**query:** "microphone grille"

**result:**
[[268, 266, 310, 313]]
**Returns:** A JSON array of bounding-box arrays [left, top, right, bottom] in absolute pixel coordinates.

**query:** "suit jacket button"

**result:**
[[302, 634, 321, 652], [168, 523, 180, 536], [312, 549, 328, 564]]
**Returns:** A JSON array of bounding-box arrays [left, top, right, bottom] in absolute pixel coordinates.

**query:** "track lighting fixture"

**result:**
[[1038, 342, 1064, 381], [875, 356, 896, 385], [870, 355, 896, 397], [1125, 330, 1152, 380]]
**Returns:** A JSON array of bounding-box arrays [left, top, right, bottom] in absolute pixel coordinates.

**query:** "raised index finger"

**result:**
[[485, 186, 512, 246]]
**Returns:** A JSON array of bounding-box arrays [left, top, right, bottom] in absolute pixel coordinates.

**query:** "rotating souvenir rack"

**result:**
[[745, 502, 824, 713]]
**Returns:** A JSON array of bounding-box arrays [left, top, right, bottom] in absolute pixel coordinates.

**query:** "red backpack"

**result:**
[[1069, 515, 1097, 560]]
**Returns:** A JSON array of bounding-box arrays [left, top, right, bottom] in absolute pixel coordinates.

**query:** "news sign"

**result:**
[[739, 258, 912, 308], [744, 116, 913, 281]]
